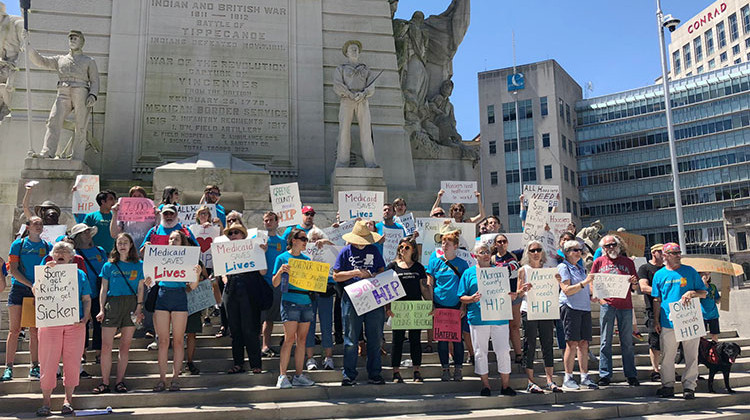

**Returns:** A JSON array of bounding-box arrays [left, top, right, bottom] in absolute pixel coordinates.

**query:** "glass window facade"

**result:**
[[706, 28, 715, 55], [683, 44, 692, 68], [743, 5, 750, 34], [673, 50, 681, 75], [718, 21, 727, 48], [729, 13, 739, 42], [540, 96, 548, 116], [694, 36, 703, 63]]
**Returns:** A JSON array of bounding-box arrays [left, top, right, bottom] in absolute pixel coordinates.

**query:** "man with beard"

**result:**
[[140, 204, 196, 250], [638, 243, 665, 382], [590, 235, 639, 387]]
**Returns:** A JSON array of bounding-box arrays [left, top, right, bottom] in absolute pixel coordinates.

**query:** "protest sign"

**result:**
[[187, 279, 217, 315], [289, 259, 330, 293], [454, 222, 477, 250], [436, 248, 476, 268], [382, 227, 405, 263], [440, 181, 477, 203], [476, 267, 513, 321], [178, 204, 216, 226], [211, 238, 267, 276], [391, 300, 433, 330], [523, 184, 560, 207], [338, 191, 384, 221], [143, 245, 201, 282], [304, 243, 340, 266], [682, 257, 741, 277], [34, 264, 79, 327], [72, 175, 99, 214], [398, 213, 416, 235], [20, 297, 36, 328], [189, 224, 222, 269], [607, 231, 646, 257], [415, 218, 451, 260], [322, 219, 355, 246], [591, 273, 632, 299], [669, 298, 705, 342], [344, 270, 404, 316], [19, 224, 68, 244], [432, 308, 461, 342], [117, 197, 156, 222], [526, 268, 560, 320], [633, 257, 647, 270], [246, 228, 269, 244], [270, 182, 303, 228], [523, 199, 558, 265], [548, 213, 572, 242]]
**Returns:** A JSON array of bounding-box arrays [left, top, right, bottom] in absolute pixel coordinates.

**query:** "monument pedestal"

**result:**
[[331, 167, 388, 207]]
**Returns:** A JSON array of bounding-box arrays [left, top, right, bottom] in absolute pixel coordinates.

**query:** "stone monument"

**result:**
[[0, 2, 22, 119]]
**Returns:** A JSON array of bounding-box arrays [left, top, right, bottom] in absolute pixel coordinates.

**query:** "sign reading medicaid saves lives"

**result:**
[[669, 298, 705, 342], [34, 264, 79, 327], [440, 181, 477, 203], [523, 184, 559, 208], [338, 191, 384, 221], [72, 174, 99, 214], [143, 245, 201, 282], [270, 182, 303, 228], [525, 268, 560, 320], [211, 238, 267, 276], [476, 267, 513, 321], [178, 204, 216, 226], [344, 270, 404, 316]]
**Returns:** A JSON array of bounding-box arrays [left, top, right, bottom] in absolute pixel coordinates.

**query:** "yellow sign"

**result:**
[[607, 231, 646, 257], [289, 259, 330, 293], [20, 297, 36, 328], [682, 257, 743, 276]]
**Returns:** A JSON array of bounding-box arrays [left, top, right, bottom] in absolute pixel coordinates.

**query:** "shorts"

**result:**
[[155, 287, 188, 312], [645, 316, 661, 350], [704, 318, 720, 335], [7, 283, 33, 306], [280, 300, 313, 323], [560, 304, 592, 342], [102, 295, 137, 329], [261, 284, 282, 323], [186, 310, 203, 334], [461, 316, 470, 333]]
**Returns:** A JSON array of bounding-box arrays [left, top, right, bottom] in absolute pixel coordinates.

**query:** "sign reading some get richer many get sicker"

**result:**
[[476, 267, 513, 321], [440, 181, 477, 203], [143, 245, 201, 282], [339, 191, 384, 221], [34, 264, 79, 328], [211, 238, 267, 276], [526, 268, 560, 320], [344, 270, 404, 316], [270, 182, 303, 228], [187, 279, 216, 315]]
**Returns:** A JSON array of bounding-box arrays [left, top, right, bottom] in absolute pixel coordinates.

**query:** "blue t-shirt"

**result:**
[[77, 246, 107, 293], [332, 244, 386, 287], [281, 224, 312, 239], [215, 203, 226, 227], [75, 268, 93, 320], [426, 253, 469, 307], [593, 247, 603, 260], [273, 251, 312, 305], [652, 264, 707, 328], [701, 283, 720, 320], [101, 261, 144, 297], [83, 211, 114, 253], [264, 234, 286, 286], [558, 259, 591, 311], [458, 266, 507, 326], [9, 237, 52, 286], [141, 224, 197, 249], [374, 221, 406, 256]]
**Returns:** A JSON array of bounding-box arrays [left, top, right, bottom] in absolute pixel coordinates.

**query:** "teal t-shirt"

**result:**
[[374, 221, 406, 256], [273, 251, 312, 305], [264, 234, 286, 286], [77, 246, 107, 293], [652, 264, 707, 328], [458, 266, 507, 326], [83, 211, 114, 253], [9, 237, 51, 286], [700, 282, 720, 320], [101, 261, 144, 297], [426, 253, 469, 307], [75, 268, 93, 320], [281, 224, 311, 239]]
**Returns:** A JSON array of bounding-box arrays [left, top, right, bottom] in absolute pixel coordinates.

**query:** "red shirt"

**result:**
[[591, 254, 636, 309], [43, 254, 87, 273]]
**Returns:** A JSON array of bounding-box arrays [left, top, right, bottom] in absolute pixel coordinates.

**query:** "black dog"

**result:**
[[698, 337, 741, 393]]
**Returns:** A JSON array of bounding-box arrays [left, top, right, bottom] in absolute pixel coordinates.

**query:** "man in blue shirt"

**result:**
[[83, 190, 117, 253], [140, 204, 197, 251], [374, 203, 405, 256], [652, 243, 707, 400], [281, 206, 316, 238], [201, 185, 226, 227], [261, 211, 286, 356]]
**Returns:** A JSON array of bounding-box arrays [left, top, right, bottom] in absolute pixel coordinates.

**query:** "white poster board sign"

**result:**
[[669, 298, 705, 342], [304, 243, 340, 277], [18, 224, 68, 244], [440, 181, 477, 203], [398, 213, 416, 235], [211, 238, 267, 276], [436, 248, 476, 268], [547, 212, 572, 242], [143, 245, 201, 282], [382, 227, 405, 263], [178, 204, 216, 226], [476, 267, 513, 321], [187, 279, 216, 315], [523, 184, 560, 207], [270, 182, 303, 228], [592, 273, 631, 299], [415, 218, 451, 260], [344, 270, 404, 316], [72, 174, 99, 214], [526, 268, 560, 320], [338, 191, 384, 221], [189, 224, 222, 269], [34, 264, 79, 327], [322, 219, 355, 246]]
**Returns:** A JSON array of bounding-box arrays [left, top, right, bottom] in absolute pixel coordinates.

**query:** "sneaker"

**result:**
[[627, 377, 640, 386], [562, 377, 579, 390], [306, 358, 318, 371], [581, 378, 599, 389], [79, 370, 91, 379], [292, 374, 315, 387], [1, 367, 12, 381], [452, 368, 463, 382], [186, 362, 200, 375], [261, 348, 276, 358], [480, 387, 491, 396], [440, 369, 451, 382], [597, 376, 610, 387], [147, 341, 158, 351], [210, 308, 220, 318], [657, 386, 675, 398], [684, 388, 695, 400], [29, 366, 40, 380], [650, 371, 661, 382], [501, 387, 517, 396], [392, 372, 404, 384], [341, 377, 356, 386], [203, 317, 211, 327], [322, 357, 334, 370], [368, 376, 385, 385], [276, 375, 293, 389]]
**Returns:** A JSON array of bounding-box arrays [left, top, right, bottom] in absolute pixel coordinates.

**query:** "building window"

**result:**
[[746, 38, 750, 48], [706, 29, 715, 55], [563, 166, 569, 182], [492, 202, 500, 216], [540, 96, 548, 116], [487, 105, 495, 124], [504, 136, 534, 152], [694, 36, 703, 63], [571, 170, 576, 186], [743, 5, 750, 34], [568, 139, 574, 155], [720, 51, 728, 62], [506, 170, 519, 184], [697, 65, 704, 74], [718, 21, 727, 48], [565, 104, 571, 125], [738, 231, 748, 251], [672, 50, 681, 75], [562, 134, 567, 151], [507, 202, 520, 215], [682, 43, 692, 68], [558, 98, 564, 118], [735, 57, 742, 64], [708, 58, 716, 69], [502, 102, 516, 121], [729, 13, 739, 42], [542, 133, 550, 147], [544, 165, 552, 179], [733, 44, 741, 55], [522, 168, 536, 182], [573, 201, 578, 217], [490, 171, 498, 185], [489, 140, 496, 155], [565, 198, 571, 213]]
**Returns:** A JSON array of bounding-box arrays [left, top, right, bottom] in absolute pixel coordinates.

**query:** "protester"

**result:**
[[94, 233, 144, 394], [261, 211, 285, 356], [185, 259, 210, 375], [109, 186, 157, 250], [333, 220, 386, 386], [558, 240, 598, 390], [386, 235, 430, 383], [199, 184, 226, 227], [213, 211, 244, 337], [427, 223, 469, 381], [141, 204, 197, 250], [699, 272, 721, 342], [637, 243, 664, 382], [518, 240, 563, 393], [21, 182, 61, 226], [484, 215, 501, 234], [393, 197, 408, 218], [374, 203, 405, 255], [281, 206, 316, 238], [490, 233, 523, 365], [459, 243, 520, 397], [83, 190, 117, 253], [36, 242, 92, 417], [431, 190, 485, 223], [652, 243, 708, 399], [158, 186, 180, 211], [430, 207, 446, 218], [2, 216, 50, 382], [304, 228, 336, 371], [590, 235, 639, 387], [273, 228, 316, 388]]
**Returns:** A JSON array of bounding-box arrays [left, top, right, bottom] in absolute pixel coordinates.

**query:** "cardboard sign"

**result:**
[[143, 245, 201, 282], [338, 191, 384, 221], [523, 199, 558, 266], [454, 222, 477, 250], [19, 224, 68, 244], [476, 267, 513, 321], [432, 308, 461, 342], [187, 279, 216, 315], [382, 227, 405, 263], [344, 270, 404, 316], [440, 181, 477, 203], [548, 213, 572, 242], [525, 268, 560, 320], [270, 182, 303, 228], [72, 175, 99, 214], [391, 300, 433, 330], [20, 297, 36, 328], [415, 218, 451, 260], [211, 238, 267, 276], [682, 257, 742, 277], [398, 213, 416, 235], [607, 231, 646, 257], [523, 184, 560, 207], [177, 204, 216, 226], [322, 219, 355, 246], [591, 273, 632, 299], [117, 197, 156, 222], [304, 243, 340, 277], [189, 224, 222, 269], [669, 298, 705, 342], [247, 228, 269, 244], [289, 259, 330, 293], [34, 264, 79, 327]]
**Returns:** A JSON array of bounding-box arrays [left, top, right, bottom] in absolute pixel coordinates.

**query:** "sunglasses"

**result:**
[[476, 250, 491, 255], [666, 251, 681, 255], [528, 248, 543, 253], [603, 243, 618, 249], [207, 191, 221, 196], [399, 244, 412, 249], [295, 236, 309, 242], [304, 212, 315, 216], [433, 212, 445, 217], [568, 248, 583, 253], [228, 230, 243, 236], [495, 239, 508, 244]]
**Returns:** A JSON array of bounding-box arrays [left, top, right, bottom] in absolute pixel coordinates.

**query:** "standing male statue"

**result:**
[[0, 2, 23, 118], [333, 40, 378, 168], [25, 30, 99, 160]]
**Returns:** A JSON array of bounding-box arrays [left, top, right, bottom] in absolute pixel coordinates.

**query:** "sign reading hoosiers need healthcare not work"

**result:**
[[440, 181, 477, 203]]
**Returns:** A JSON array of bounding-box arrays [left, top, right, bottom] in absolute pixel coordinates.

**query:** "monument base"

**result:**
[[331, 167, 387, 208]]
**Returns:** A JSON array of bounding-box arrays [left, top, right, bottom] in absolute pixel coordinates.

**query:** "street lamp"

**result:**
[[656, 0, 687, 252]]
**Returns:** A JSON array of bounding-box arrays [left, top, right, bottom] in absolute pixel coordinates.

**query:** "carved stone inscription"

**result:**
[[142, 0, 290, 159]]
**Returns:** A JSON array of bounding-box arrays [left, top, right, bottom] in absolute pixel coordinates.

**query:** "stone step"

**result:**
[[619, 403, 750, 420]]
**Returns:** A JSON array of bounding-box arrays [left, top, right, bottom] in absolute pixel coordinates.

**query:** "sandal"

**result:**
[[92, 383, 110, 394], [61, 403, 74, 416], [215, 327, 227, 338], [169, 381, 180, 392], [651, 371, 661, 382], [413, 371, 423, 382], [392, 372, 404, 384], [252, 368, 262, 374], [227, 365, 246, 374], [526, 383, 544, 394], [545, 382, 563, 393], [35, 406, 51, 417], [514, 354, 524, 364], [115, 382, 128, 393], [153, 381, 166, 392]]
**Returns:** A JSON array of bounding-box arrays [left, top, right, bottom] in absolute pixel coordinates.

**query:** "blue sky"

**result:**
[[7, 0, 713, 138]]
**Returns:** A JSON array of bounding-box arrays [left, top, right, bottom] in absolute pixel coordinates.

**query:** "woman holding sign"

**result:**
[[36, 242, 92, 417], [491, 234, 523, 365], [94, 233, 144, 394]]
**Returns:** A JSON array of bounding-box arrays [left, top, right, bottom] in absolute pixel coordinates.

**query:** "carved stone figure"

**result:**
[[26, 30, 99, 160], [577, 219, 604, 250], [333, 40, 378, 168], [0, 2, 23, 118], [427, 79, 460, 145]]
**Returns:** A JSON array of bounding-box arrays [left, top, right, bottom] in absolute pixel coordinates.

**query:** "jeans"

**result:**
[[223, 278, 262, 369], [341, 294, 384, 381], [306, 295, 334, 349], [599, 304, 637, 379], [435, 303, 463, 368]]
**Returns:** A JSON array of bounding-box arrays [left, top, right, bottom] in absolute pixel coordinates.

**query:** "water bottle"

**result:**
[[130, 311, 139, 325], [281, 272, 290, 293]]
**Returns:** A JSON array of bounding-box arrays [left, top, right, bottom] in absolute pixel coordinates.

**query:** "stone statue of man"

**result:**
[[333, 40, 378, 168], [25, 30, 99, 160], [0, 2, 23, 118]]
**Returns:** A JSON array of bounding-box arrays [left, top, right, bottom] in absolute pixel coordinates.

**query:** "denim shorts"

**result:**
[[155, 287, 188, 312], [7, 283, 33, 306], [280, 300, 313, 323]]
